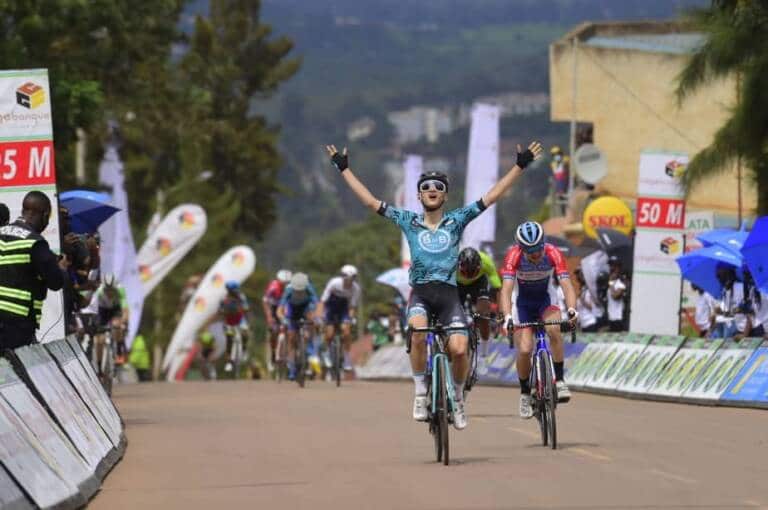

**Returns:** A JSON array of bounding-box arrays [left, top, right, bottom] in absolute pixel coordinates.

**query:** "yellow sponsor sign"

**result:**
[[582, 196, 633, 239]]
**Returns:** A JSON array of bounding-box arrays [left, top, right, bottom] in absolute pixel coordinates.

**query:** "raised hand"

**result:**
[[516, 140, 544, 169], [325, 145, 349, 172]]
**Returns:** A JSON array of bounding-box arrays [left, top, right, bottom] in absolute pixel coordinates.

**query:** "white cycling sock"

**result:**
[[413, 373, 427, 396], [454, 380, 465, 402]]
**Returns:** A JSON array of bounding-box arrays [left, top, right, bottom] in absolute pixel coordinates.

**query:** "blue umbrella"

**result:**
[[676, 246, 743, 297], [742, 216, 768, 293], [696, 227, 749, 256], [59, 190, 120, 234]]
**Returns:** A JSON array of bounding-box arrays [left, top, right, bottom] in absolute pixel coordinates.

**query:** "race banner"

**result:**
[[617, 335, 685, 394], [566, 333, 616, 388], [721, 341, 768, 405], [355, 344, 412, 380], [462, 103, 499, 249], [684, 337, 762, 400], [585, 333, 653, 391], [99, 147, 143, 346], [163, 246, 256, 380], [630, 151, 688, 335], [137, 204, 207, 295], [0, 69, 63, 342], [648, 337, 723, 398]]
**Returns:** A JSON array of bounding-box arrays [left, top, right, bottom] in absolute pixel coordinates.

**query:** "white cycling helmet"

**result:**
[[340, 264, 358, 278], [276, 269, 292, 284], [290, 272, 309, 291], [102, 273, 117, 288]]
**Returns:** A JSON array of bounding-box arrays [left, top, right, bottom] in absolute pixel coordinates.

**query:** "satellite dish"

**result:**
[[573, 144, 607, 185]]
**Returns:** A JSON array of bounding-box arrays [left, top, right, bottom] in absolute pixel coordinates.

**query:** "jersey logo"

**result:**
[[417, 229, 451, 253]]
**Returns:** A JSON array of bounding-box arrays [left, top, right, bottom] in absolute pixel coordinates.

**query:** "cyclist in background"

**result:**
[[457, 247, 501, 346], [198, 330, 217, 380], [277, 272, 319, 380], [262, 269, 292, 368], [318, 264, 361, 372], [500, 221, 578, 419], [326, 140, 542, 431], [219, 280, 251, 373], [88, 273, 129, 365]]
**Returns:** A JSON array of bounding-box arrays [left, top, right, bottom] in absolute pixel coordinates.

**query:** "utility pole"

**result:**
[[568, 37, 579, 201]]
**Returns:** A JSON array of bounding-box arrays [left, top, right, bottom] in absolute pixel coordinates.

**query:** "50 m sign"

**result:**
[[636, 197, 685, 230], [0, 140, 55, 185]]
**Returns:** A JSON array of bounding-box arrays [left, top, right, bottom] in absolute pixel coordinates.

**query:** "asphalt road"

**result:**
[[92, 380, 768, 510]]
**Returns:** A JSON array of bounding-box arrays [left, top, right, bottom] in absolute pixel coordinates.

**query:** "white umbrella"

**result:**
[[580, 250, 608, 299], [376, 268, 411, 301]]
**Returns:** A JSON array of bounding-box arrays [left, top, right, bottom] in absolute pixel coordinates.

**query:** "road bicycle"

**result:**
[[510, 319, 572, 450], [294, 318, 314, 388], [462, 295, 497, 398], [225, 325, 245, 379], [408, 318, 465, 466]]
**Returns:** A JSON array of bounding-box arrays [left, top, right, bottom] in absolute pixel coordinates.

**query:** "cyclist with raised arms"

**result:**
[[457, 247, 501, 346], [325, 141, 542, 430], [317, 264, 361, 372], [277, 272, 319, 380], [500, 221, 578, 419]]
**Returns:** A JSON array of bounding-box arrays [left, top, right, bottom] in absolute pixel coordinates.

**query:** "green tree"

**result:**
[[676, 0, 768, 214]]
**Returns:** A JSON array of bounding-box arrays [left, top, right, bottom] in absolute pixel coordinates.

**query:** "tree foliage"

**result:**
[[676, 0, 768, 214]]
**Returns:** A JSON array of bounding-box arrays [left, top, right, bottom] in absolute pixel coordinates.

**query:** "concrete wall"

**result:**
[[550, 32, 756, 215]]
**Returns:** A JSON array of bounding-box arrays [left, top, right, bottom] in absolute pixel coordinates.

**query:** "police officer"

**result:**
[[0, 191, 67, 350]]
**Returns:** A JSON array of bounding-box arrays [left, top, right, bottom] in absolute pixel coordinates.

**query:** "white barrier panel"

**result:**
[[0, 359, 97, 499], [66, 337, 123, 432], [566, 334, 616, 388], [684, 338, 763, 400], [617, 335, 686, 395], [585, 334, 653, 391], [46, 341, 122, 448], [649, 338, 723, 398], [13, 346, 113, 474], [0, 385, 82, 509], [355, 345, 411, 380], [0, 463, 32, 510]]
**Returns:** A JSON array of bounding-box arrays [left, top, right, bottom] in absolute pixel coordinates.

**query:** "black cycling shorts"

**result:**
[[98, 306, 121, 326], [457, 275, 491, 309], [407, 283, 467, 332]]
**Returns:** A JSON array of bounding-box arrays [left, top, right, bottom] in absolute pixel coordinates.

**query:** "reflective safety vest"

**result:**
[[0, 221, 46, 326]]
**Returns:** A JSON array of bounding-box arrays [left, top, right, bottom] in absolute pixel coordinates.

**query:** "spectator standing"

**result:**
[[0, 192, 67, 349], [129, 334, 151, 381], [711, 265, 746, 339], [0, 203, 9, 226], [575, 269, 599, 333], [607, 257, 627, 332], [744, 270, 768, 338], [691, 284, 715, 338]]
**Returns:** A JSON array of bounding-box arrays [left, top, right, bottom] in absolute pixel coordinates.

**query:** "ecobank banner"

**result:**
[[649, 337, 722, 398], [721, 342, 768, 405], [163, 246, 256, 380], [630, 151, 688, 335], [685, 338, 761, 400], [0, 69, 63, 342], [137, 204, 207, 295], [617, 335, 686, 394], [584, 333, 653, 390], [462, 103, 499, 249]]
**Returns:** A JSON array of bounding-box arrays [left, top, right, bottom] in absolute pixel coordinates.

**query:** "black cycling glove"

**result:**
[[331, 152, 349, 172], [516, 148, 535, 169]]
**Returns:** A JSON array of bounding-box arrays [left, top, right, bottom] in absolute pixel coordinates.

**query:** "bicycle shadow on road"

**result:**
[[523, 442, 601, 449]]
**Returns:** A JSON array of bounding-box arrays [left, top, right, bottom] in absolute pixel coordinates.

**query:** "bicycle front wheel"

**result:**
[[333, 337, 342, 387], [533, 353, 547, 446], [438, 360, 450, 466], [103, 342, 115, 397], [296, 333, 306, 388], [540, 352, 557, 450]]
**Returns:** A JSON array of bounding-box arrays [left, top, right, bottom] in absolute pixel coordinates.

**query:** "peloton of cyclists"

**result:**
[[85, 273, 129, 367], [317, 264, 361, 372], [277, 272, 319, 380], [326, 140, 543, 430], [500, 221, 578, 419]]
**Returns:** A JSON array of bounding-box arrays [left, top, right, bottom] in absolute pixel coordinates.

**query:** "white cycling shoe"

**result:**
[[413, 395, 429, 421], [452, 401, 468, 430], [224, 362, 233, 373], [556, 380, 572, 403], [519, 394, 534, 419]]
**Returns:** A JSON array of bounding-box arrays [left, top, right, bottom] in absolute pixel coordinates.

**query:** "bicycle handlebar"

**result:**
[[513, 319, 572, 329], [408, 325, 468, 334]]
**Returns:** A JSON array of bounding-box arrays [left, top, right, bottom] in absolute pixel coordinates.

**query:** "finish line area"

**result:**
[[92, 380, 768, 510]]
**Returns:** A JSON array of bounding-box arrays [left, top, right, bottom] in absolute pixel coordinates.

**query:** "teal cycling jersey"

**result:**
[[377, 199, 486, 286]]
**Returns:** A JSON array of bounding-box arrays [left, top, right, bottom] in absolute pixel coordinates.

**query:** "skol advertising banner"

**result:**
[[137, 204, 207, 295], [0, 69, 63, 342], [581, 196, 633, 239], [630, 151, 688, 335], [163, 246, 256, 380]]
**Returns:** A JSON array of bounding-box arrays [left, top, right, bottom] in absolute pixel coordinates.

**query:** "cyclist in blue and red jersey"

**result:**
[[220, 280, 251, 373], [262, 269, 292, 366], [500, 221, 578, 419], [277, 272, 319, 379], [325, 141, 543, 430]]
